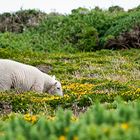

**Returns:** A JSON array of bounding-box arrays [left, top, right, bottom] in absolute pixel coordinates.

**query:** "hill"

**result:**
[[0, 6, 140, 52], [0, 6, 140, 140]]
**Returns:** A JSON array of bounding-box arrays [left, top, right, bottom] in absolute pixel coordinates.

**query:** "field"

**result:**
[[0, 48, 140, 139], [0, 7, 140, 139]]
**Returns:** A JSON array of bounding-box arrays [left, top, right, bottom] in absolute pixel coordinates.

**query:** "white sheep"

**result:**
[[0, 59, 63, 96]]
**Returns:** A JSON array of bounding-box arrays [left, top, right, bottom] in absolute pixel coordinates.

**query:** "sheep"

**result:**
[[0, 59, 63, 96]]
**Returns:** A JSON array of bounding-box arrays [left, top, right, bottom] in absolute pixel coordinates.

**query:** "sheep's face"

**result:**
[[48, 76, 63, 96]]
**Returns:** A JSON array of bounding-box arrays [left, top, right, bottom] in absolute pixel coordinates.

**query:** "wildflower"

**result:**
[[47, 116, 55, 121], [24, 114, 31, 121], [136, 88, 140, 93], [31, 115, 37, 123], [0, 132, 5, 136], [41, 96, 61, 102], [121, 123, 129, 130], [71, 116, 78, 122], [64, 94, 70, 98], [73, 136, 78, 140], [59, 135, 66, 140], [64, 83, 94, 95], [24, 114, 37, 123]]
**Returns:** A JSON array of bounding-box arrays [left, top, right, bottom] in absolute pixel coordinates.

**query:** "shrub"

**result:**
[[104, 25, 140, 49], [0, 7, 140, 52], [1, 100, 140, 140], [105, 10, 140, 37], [0, 9, 46, 33], [108, 6, 124, 12]]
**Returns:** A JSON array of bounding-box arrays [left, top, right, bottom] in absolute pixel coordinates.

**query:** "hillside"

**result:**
[[0, 6, 140, 140], [0, 48, 140, 139], [0, 6, 140, 52]]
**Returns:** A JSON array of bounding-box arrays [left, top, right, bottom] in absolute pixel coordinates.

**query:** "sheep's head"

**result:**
[[48, 75, 63, 96]]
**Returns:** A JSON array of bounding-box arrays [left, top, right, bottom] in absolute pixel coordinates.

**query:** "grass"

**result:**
[[0, 48, 140, 114], [0, 48, 140, 139]]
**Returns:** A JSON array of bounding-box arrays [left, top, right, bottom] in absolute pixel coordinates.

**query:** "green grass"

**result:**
[[0, 48, 140, 139], [0, 48, 140, 114]]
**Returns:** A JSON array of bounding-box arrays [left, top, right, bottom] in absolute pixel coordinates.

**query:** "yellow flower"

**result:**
[[47, 116, 55, 121], [121, 123, 129, 130], [71, 116, 78, 122], [24, 113, 30, 118], [31, 115, 37, 123], [24, 114, 37, 123], [73, 136, 78, 140], [64, 82, 94, 95], [0, 132, 5, 136], [59, 135, 66, 140], [24, 114, 31, 121], [136, 88, 140, 93], [64, 95, 69, 98]]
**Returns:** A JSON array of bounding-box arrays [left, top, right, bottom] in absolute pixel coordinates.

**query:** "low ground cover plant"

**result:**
[[0, 99, 140, 140], [0, 48, 139, 114]]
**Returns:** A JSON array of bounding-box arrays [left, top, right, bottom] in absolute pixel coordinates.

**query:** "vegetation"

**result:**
[[1, 100, 140, 140], [0, 48, 140, 115], [0, 9, 46, 33], [0, 5, 140, 52], [0, 5, 140, 140]]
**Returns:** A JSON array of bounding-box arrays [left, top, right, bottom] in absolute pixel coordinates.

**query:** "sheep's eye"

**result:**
[[57, 87, 60, 90]]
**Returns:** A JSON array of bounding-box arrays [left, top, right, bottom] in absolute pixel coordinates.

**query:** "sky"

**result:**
[[0, 0, 140, 14]]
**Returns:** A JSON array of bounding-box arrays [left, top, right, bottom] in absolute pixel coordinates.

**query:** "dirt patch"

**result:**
[[36, 64, 53, 74], [0, 102, 12, 115], [105, 25, 140, 49]]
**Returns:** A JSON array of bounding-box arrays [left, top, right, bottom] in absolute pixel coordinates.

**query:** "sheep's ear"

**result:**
[[52, 75, 56, 80]]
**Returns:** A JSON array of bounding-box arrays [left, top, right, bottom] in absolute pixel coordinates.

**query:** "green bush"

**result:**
[[105, 10, 140, 37], [0, 8, 140, 52], [0, 8, 124, 52], [108, 6, 124, 12], [1, 100, 140, 140]]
